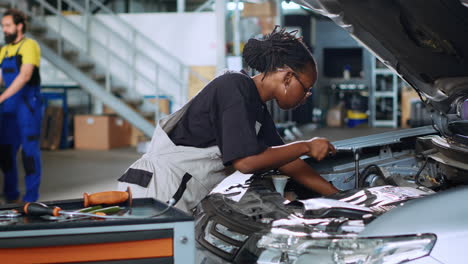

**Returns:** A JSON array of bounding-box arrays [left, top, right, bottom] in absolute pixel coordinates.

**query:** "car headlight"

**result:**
[[257, 228, 436, 264], [203, 220, 240, 254]]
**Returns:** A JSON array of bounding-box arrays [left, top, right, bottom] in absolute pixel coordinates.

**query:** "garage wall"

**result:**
[[118, 12, 217, 66]]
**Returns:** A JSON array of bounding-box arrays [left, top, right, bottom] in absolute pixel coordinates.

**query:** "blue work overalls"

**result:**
[[0, 39, 43, 202]]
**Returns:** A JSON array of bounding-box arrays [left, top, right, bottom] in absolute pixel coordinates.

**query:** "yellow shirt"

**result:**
[[0, 38, 41, 67]]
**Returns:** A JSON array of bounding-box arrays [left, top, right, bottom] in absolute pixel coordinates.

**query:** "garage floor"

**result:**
[[1, 126, 396, 203]]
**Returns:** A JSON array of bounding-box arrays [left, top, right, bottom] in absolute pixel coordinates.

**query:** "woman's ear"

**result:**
[[283, 71, 294, 88]]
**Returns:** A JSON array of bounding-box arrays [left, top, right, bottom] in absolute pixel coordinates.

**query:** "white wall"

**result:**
[[119, 12, 217, 66]]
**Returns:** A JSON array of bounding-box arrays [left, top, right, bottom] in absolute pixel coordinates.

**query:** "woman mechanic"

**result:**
[[118, 27, 339, 212]]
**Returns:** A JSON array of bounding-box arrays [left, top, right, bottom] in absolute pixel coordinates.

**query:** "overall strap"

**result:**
[[14, 38, 27, 56], [4, 38, 26, 58]]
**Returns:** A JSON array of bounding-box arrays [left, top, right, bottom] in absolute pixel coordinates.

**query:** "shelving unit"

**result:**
[[370, 57, 400, 128]]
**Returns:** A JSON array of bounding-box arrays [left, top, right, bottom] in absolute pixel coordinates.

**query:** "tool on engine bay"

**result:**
[[83, 187, 132, 207], [335, 148, 362, 188]]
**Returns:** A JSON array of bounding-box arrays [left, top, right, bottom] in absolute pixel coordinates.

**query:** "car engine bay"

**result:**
[[195, 125, 468, 264]]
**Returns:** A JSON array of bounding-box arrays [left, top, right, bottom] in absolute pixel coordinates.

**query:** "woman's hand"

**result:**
[[233, 138, 336, 174], [304, 137, 336, 161]]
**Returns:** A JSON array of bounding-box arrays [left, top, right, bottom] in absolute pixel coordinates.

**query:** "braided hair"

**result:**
[[243, 26, 316, 77]]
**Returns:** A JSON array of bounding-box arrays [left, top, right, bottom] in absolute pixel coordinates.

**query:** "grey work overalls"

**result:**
[[118, 96, 235, 213]]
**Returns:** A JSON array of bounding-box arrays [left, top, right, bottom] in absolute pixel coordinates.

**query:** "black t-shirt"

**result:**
[[169, 71, 284, 165]]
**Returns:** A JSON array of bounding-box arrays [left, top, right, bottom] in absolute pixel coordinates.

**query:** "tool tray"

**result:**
[[0, 198, 193, 231], [0, 198, 194, 264]]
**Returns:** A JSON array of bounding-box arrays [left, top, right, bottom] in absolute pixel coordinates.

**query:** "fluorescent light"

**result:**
[[282, 1, 302, 10], [227, 2, 244, 11], [226, 1, 301, 11]]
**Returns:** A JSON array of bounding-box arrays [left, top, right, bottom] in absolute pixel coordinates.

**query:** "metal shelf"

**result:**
[[374, 91, 396, 98], [370, 57, 400, 128], [373, 120, 398, 127], [374, 68, 394, 75]]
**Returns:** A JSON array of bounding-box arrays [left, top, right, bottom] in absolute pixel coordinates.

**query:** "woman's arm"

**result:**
[[279, 158, 338, 195], [232, 137, 338, 195], [232, 137, 334, 173]]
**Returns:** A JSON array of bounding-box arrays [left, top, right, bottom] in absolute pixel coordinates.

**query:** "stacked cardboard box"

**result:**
[[74, 115, 131, 150], [242, 1, 277, 35], [242, 1, 277, 17], [401, 86, 421, 128]]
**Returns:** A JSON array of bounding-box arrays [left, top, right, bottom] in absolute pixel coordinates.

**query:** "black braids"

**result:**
[[243, 26, 316, 76]]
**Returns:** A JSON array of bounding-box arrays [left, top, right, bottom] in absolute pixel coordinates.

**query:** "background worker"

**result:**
[[0, 9, 43, 203], [118, 27, 338, 213]]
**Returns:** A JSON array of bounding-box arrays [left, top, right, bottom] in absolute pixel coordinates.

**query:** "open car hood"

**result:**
[[294, 0, 468, 117]]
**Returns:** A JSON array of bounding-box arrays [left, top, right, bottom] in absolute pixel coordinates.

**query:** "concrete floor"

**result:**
[[1, 126, 396, 203]]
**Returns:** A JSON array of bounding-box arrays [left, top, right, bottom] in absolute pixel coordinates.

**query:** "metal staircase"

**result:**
[[2, 0, 207, 137]]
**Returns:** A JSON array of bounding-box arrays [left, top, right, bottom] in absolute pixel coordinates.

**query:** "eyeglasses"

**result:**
[[292, 72, 313, 95], [276, 68, 313, 95]]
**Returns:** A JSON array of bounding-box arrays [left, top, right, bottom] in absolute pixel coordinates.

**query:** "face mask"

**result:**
[[4, 31, 17, 44]]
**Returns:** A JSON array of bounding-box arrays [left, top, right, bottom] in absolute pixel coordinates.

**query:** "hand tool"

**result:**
[[78, 205, 103, 213], [41, 206, 123, 222], [335, 148, 362, 188], [24, 203, 122, 219], [83, 187, 132, 207], [0, 209, 21, 218], [40, 205, 104, 221]]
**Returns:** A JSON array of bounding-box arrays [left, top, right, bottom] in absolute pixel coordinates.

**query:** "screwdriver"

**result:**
[[23, 202, 120, 218]]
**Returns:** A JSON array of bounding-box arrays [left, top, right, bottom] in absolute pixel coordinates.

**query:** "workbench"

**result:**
[[0, 198, 194, 264]]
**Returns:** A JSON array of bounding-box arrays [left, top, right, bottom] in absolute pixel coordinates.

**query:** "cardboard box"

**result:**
[[401, 86, 421, 128], [189, 66, 216, 99], [130, 125, 150, 147], [326, 103, 346, 127], [258, 16, 276, 35], [103, 105, 116, 115], [74, 115, 131, 150], [145, 97, 171, 115], [242, 1, 277, 17]]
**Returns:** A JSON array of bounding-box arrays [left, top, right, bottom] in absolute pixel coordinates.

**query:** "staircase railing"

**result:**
[[86, 0, 210, 86], [38, 0, 175, 117], [3, 0, 157, 136], [34, 0, 161, 99], [52, 0, 209, 110]]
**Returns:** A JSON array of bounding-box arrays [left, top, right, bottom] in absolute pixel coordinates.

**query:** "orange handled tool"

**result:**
[[83, 187, 132, 207], [24, 202, 62, 216]]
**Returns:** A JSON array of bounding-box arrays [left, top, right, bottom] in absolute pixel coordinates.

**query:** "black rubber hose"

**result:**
[[358, 164, 384, 187], [414, 159, 429, 183]]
